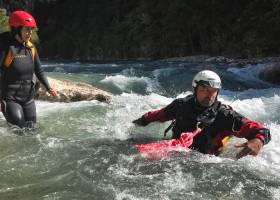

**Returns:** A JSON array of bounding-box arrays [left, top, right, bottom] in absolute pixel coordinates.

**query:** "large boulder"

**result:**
[[36, 77, 112, 103], [259, 63, 280, 85]]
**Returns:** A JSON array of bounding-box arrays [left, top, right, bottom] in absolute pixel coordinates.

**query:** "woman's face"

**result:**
[[20, 26, 33, 42]]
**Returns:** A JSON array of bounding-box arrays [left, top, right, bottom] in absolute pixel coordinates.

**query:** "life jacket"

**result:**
[[1, 40, 39, 101], [2, 40, 36, 67], [167, 95, 221, 139]]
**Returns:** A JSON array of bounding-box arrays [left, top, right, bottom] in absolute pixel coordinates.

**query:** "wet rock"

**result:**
[[259, 63, 280, 85], [36, 77, 112, 103], [161, 55, 210, 62], [205, 56, 235, 63]]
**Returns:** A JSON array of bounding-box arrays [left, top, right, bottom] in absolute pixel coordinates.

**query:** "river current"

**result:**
[[0, 60, 279, 200]]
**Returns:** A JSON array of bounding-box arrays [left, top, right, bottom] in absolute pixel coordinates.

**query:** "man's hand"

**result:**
[[132, 116, 149, 126], [235, 138, 264, 159]]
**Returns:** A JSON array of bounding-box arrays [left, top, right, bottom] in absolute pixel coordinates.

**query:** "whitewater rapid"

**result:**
[[0, 61, 279, 199]]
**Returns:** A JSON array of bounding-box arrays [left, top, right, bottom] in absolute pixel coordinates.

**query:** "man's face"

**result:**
[[196, 85, 218, 107]]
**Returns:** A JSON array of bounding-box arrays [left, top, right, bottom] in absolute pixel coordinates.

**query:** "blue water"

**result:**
[[0, 60, 279, 200]]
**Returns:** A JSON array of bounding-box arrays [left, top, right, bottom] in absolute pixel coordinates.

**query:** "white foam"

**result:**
[[152, 67, 175, 79], [161, 165, 195, 192], [105, 93, 172, 140], [101, 75, 157, 93], [115, 191, 146, 200], [270, 187, 280, 200], [219, 92, 280, 123], [42, 63, 66, 67], [35, 100, 105, 117]]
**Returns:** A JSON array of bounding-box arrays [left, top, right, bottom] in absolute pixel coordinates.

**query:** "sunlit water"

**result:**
[[0, 61, 279, 200]]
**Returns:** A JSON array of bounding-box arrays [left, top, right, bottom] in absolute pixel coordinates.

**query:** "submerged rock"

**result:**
[[259, 63, 280, 85], [36, 77, 112, 103]]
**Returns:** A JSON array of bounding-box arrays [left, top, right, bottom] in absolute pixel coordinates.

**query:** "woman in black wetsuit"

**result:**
[[0, 10, 57, 128]]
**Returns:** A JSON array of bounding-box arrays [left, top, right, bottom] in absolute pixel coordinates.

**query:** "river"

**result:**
[[0, 60, 279, 200]]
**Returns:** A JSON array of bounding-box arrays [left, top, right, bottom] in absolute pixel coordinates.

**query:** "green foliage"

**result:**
[[33, 0, 280, 60], [0, 8, 9, 33]]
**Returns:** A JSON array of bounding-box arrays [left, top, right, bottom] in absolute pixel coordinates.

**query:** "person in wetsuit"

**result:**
[[0, 10, 57, 128], [133, 70, 271, 159]]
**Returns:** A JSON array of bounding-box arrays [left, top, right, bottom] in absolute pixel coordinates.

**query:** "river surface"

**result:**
[[0, 60, 279, 200]]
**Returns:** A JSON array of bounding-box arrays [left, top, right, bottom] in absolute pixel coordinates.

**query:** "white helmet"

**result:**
[[192, 70, 221, 89]]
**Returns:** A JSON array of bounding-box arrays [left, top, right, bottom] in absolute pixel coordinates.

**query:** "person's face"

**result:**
[[20, 27, 33, 42], [196, 85, 218, 107]]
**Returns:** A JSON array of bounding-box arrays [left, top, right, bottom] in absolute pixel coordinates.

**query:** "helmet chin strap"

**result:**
[[193, 87, 202, 107], [15, 33, 24, 44]]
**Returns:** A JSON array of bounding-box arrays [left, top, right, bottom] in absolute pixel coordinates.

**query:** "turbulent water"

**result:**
[[0, 60, 279, 200]]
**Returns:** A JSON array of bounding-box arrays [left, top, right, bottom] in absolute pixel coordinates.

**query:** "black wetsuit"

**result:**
[[0, 32, 51, 128], [138, 94, 271, 154]]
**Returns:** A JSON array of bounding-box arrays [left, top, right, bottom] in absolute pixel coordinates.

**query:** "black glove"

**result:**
[[132, 116, 149, 126]]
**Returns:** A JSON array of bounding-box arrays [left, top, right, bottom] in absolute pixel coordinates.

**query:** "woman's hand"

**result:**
[[48, 88, 58, 97]]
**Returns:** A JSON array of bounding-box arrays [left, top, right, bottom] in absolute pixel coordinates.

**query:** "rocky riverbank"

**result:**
[[162, 55, 280, 65]]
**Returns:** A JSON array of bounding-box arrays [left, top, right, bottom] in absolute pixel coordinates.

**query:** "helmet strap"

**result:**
[[193, 86, 198, 101]]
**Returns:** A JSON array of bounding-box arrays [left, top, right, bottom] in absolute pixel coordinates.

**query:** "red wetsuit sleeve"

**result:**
[[143, 109, 169, 123], [140, 98, 184, 125], [235, 119, 270, 144]]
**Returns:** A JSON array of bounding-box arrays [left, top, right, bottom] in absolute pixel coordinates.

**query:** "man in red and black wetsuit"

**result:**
[[0, 11, 57, 129], [133, 70, 271, 159]]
